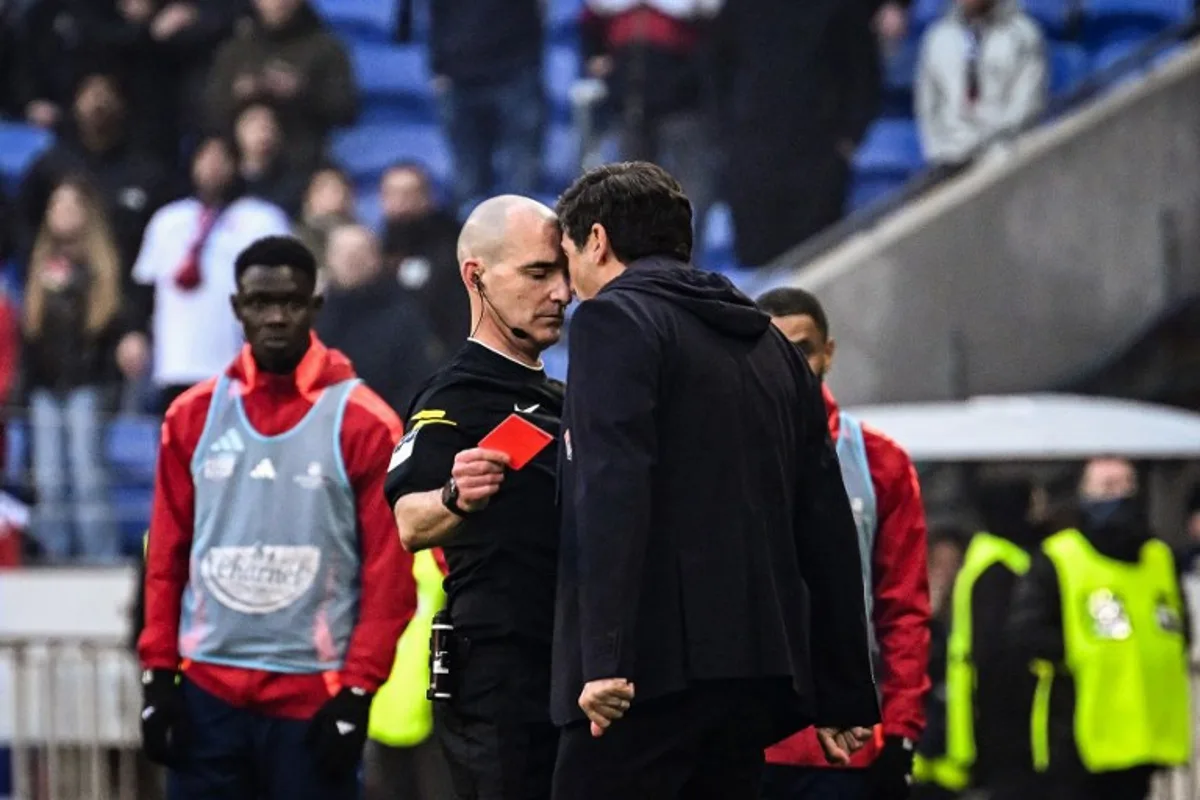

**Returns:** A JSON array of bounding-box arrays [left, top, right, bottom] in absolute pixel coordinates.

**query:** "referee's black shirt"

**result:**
[[384, 340, 563, 645]]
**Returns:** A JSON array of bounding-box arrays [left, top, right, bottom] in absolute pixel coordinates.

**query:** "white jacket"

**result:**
[[915, 0, 1048, 164]]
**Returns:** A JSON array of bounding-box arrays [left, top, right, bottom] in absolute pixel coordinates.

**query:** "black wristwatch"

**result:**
[[442, 477, 473, 517]]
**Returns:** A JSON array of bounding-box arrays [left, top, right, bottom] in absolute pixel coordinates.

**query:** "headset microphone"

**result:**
[[474, 274, 531, 340]]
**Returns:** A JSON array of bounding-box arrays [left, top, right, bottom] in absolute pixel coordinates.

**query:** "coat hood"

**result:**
[[603, 257, 772, 340]]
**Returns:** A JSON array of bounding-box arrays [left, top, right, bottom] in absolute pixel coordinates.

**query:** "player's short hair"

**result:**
[[556, 161, 693, 264], [234, 236, 318, 286], [756, 287, 830, 340]]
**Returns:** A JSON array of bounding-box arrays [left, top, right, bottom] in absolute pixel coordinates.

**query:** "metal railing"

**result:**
[[0, 639, 154, 800], [0, 636, 1196, 800]]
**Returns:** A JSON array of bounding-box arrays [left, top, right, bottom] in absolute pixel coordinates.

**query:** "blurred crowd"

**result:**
[[0, 0, 1056, 563]]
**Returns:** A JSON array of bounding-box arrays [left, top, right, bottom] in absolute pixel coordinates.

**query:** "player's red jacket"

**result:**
[[138, 335, 417, 719], [766, 385, 931, 767]]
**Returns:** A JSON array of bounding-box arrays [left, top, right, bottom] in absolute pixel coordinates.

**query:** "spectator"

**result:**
[[119, 135, 291, 410], [205, 0, 358, 170], [379, 162, 467, 355], [13, 0, 89, 131], [581, 0, 721, 263], [714, 0, 882, 266], [86, 0, 245, 169], [315, 223, 439, 414], [399, 0, 544, 212], [295, 165, 356, 270], [23, 176, 122, 563], [16, 71, 171, 272], [234, 100, 309, 216], [915, 0, 1047, 165]]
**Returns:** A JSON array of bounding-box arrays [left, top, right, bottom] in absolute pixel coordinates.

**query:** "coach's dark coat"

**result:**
[[551, 257, 879, 742]]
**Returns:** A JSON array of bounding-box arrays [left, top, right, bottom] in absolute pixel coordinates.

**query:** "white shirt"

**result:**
[[132, 196, 292, 386]]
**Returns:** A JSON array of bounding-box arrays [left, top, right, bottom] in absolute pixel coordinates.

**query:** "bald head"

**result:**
[[457, 195, 558, 267], [326, 223, 382, 289]]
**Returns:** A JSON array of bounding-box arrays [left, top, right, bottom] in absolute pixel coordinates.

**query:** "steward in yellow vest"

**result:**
[[1007, 458, 1192, 800]]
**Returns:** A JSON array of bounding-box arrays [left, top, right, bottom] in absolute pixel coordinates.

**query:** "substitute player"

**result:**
[[759, 288, 932, 800], [138, 236, 417, 799]]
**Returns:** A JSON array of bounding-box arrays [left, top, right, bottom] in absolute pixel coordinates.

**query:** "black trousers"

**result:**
[[551, 681, 777, 800], [989, 766, 1154, 800], [434, 640, 558, 800]]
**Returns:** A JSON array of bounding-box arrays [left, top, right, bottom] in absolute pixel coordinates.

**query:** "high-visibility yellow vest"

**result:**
[[915, 532, 1030, 791], [1032, 529, 1191, 773], [368, 550, 446, 747]]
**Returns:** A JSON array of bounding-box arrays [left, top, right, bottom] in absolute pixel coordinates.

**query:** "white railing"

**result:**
[[0, 639, 152, 800]]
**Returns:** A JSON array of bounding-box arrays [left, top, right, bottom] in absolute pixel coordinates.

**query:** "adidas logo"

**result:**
[[249, 458, 277, 481], [210, 429, 246, 454]]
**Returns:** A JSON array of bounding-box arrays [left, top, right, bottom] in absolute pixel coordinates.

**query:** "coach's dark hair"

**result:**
[[234, 236, 318, 287], [755, 287, 830, 340], [556, 162, 693, 264]]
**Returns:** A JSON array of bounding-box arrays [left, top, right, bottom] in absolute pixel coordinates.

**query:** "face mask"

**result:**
[[1079, 496, 1143, 530]]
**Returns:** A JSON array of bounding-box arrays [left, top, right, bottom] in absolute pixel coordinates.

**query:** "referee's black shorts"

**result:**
[[434, 638, 558, 800]]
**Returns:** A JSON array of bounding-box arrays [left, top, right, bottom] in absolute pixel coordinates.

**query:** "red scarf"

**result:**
[[174, 207, 220, 291]]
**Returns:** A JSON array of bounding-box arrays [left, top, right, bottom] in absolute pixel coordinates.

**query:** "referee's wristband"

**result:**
[[441, 477, 473, 517]]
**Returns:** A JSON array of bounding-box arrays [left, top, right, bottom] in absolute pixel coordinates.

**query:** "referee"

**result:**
[[384, 195, 570, 800]]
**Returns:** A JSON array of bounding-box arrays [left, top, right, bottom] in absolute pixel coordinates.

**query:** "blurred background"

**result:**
[[0, 0, 1198, 797]]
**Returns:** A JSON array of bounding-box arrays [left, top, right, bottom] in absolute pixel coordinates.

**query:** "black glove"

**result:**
[[306, 686, 373, 778], [140, 669, 186, 767], [868, 736, 915, 800]]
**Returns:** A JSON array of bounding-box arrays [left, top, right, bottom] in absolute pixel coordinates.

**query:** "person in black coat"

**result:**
[[549, 162, 880, 799]]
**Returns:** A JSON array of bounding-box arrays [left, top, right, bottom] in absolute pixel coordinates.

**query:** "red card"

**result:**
[[479, 414, 554, 470]]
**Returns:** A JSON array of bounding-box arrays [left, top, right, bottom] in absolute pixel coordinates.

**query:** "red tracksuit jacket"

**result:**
[[766, 386, 931, 767], [138, 336, 417, 718]]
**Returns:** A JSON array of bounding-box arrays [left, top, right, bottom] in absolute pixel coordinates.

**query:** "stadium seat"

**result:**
[[1091, 36, 1151, 71], [106, 416, 159, 483], [848, 174, 909, 213], [1083, 0, 1190, 41], [331, 122, 454, 188], [0, 123, 52, 191], [544, 123, 581, 192], [547, 0, 585, 44], [854, 119, 924, 179], [351, 42, 433, 122], [5, 419, 26, 485], [311, 0, 396, 43], [112, 484, 154, 554], [1050, 43, 1090, 95], [910, 0, 949, 37], [702, 203, 736, 269], [545, 44, 581, 123], [1023, 0, 1075, 37], [881, 39, 919, 118]]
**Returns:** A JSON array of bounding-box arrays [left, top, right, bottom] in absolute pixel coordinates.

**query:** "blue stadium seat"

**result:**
[[701, 203, 736, 269], [356, 188, 384, 231], [311, 0, 396, 42], [910, 0, 949, 37], [0, 123, 52, 191], [882, 39, 919, 118], [1091, 36, 1151, 71], [1050, 42, 1090, 95], [544, 123, 581, 192], [1084, 0, 1190, 41], [848, 174, 909, 214], [854, 119, 924, 179], [1023, 0, 1074, 37], [547, 0, 585, 44], [106, 416, 159, 482], [331, 123, 454, 187], [351, 42, 433, 122], [545, 44, 581, 123], [112, 484, 154, 554], [5, 418, 26, 485]]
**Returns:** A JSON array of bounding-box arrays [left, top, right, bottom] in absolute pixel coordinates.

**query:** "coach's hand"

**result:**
[[306, 686, 373, 778], [579, 678, 635, 738], [816, 726, 874, 766], [450, 448, 511, 513], [141, 669, 186, 766]]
